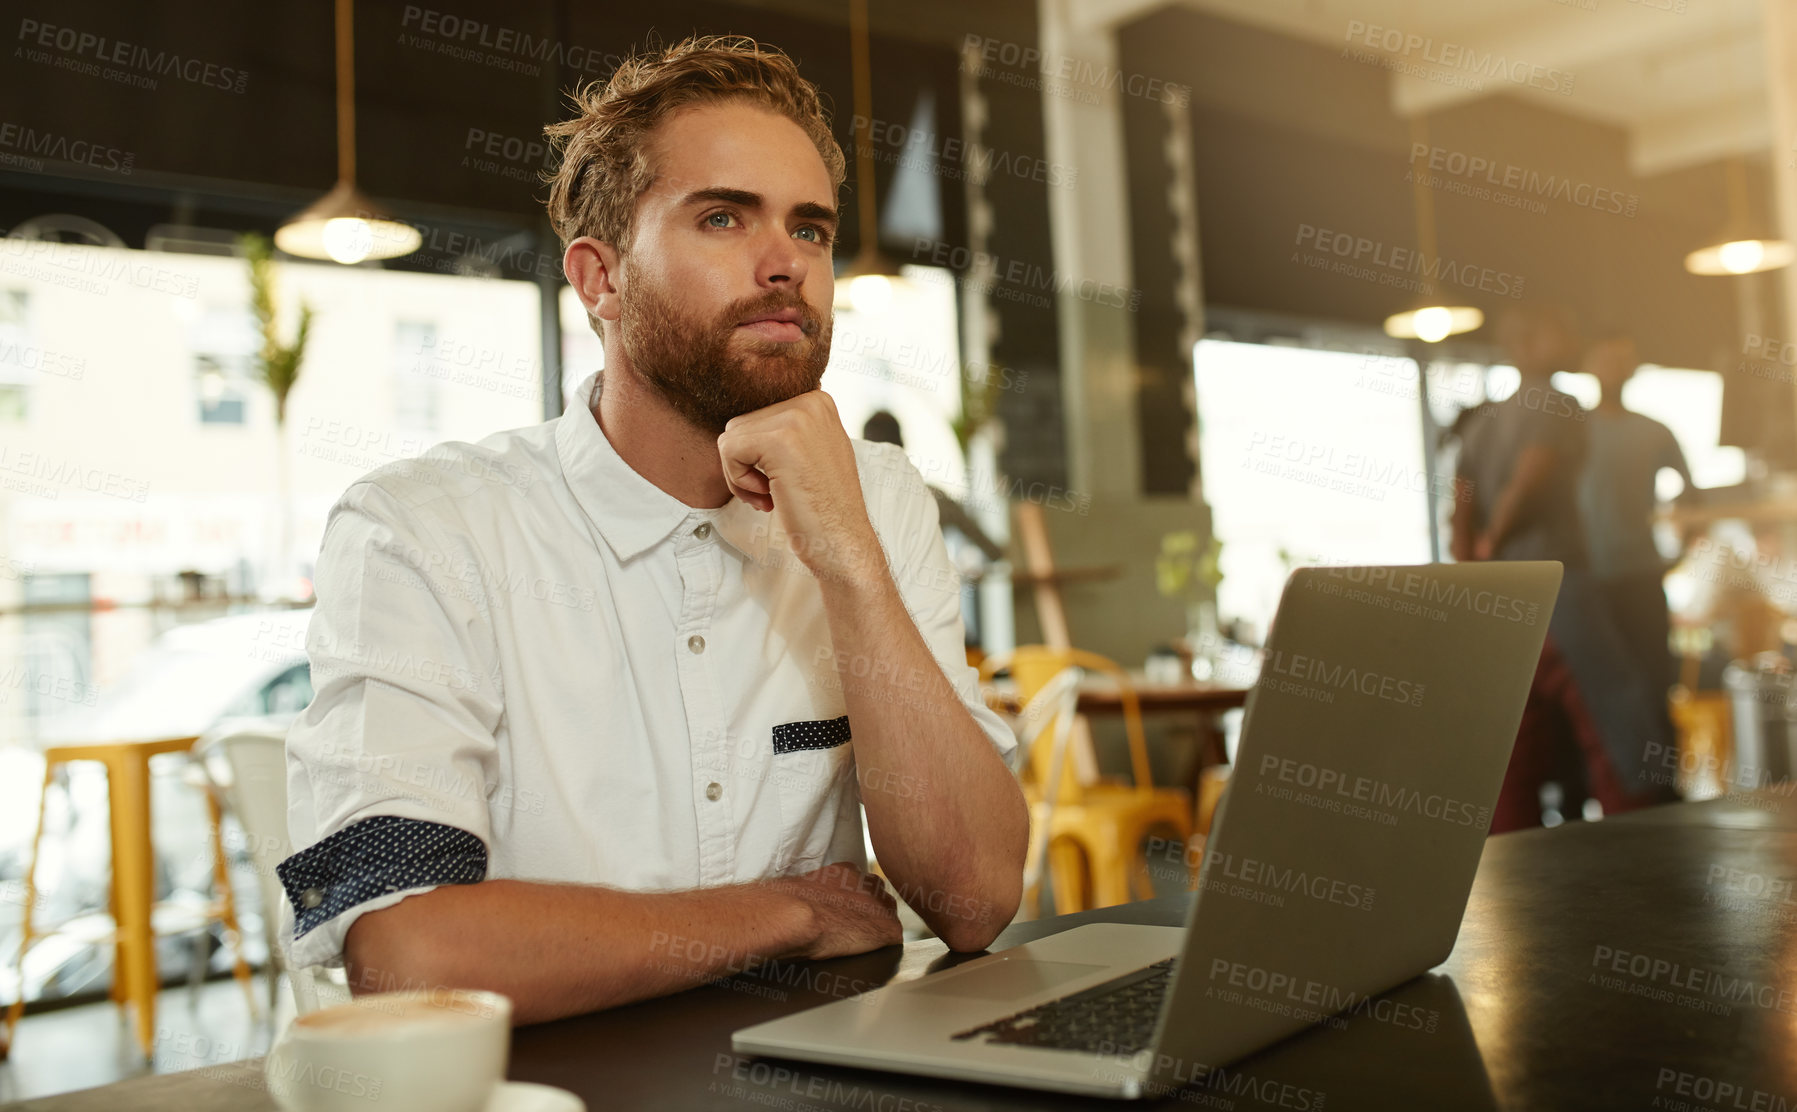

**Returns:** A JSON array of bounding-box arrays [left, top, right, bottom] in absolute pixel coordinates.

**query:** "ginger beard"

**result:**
[[618, 266, 832, 436]]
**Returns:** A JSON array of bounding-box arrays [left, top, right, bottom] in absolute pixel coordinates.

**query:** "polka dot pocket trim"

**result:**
[[771, 715, 852, 755]]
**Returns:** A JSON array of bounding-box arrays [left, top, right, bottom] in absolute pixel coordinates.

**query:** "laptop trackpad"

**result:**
[[910, 959, 1110, 1001]]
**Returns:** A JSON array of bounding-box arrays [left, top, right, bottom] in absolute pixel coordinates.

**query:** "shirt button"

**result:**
[[688, 635, 706, 654], [694, 523, 712, 539], [300, 887, 325, 910], [706, 782, 723, 802]]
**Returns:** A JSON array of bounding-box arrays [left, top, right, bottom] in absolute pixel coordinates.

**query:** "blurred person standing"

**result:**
[[1578, 336, 1694, 711], [1451, 308, 1678, 829], [1451, 307, 1590, 567]]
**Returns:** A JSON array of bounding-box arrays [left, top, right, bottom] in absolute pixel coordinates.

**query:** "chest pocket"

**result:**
[[771, 715, 855, 870], [773, 715, 851, 754]]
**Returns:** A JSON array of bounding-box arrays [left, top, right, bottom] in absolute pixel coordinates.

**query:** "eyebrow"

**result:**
[[677, 187, 839, 229]]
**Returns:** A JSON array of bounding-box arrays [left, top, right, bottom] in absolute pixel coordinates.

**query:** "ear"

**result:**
[[564, 236, 624, 325]]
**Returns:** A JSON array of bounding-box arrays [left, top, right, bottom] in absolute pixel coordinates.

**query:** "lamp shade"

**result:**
[[274, 180, 422, 265], [833, 246, 908, 312], [1383, 305, 1483, 343], [1683, 237, 1795, 277]]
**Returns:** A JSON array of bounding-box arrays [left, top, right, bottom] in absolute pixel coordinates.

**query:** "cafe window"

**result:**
[[18, 572, 93, 729], [1198, 340, 1745, 645], [195, 355, 247, 424], [391, 320, 440, 434], [0, 289, 31, 421], [0, 288, 26, 351], [190, 305, 259, 426], [1194, 339, 1435, 641]]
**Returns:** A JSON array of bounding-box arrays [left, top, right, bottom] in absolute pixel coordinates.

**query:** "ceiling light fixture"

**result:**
[[275, 0, 420, 264], [1384, 305, 1483, 343], [1684, 236, 1794, 276], [1683, 92, 1789, 277], [834, 0, 909, 312], [1383, 117, 1483, 344]]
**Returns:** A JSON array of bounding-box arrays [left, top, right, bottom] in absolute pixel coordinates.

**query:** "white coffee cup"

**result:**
[[264, 988, 512, 1112]]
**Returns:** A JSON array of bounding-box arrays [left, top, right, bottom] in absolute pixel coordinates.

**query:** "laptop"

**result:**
[[733, 561, 1561, 1099]]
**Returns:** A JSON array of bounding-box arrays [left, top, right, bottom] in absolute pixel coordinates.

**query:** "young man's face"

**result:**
[[614, 99, 838, 434]]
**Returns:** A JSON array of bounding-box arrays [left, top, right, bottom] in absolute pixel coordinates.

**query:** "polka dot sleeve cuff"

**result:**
[[276, 814, 488, 941]]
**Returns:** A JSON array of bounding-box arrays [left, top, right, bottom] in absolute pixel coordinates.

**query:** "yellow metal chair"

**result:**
[[3, 736, 255, 1061], [1195, 764, 1232, 839], [982, 647, 1193, 914], [1665, 648, 1732, 797]]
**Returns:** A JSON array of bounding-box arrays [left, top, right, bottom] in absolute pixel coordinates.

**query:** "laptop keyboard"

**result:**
[[950, 958, 1175, 1056]]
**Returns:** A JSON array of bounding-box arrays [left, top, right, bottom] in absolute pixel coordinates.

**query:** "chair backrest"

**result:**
[[982, 645, 1155, 803], [196, 727, 291, 934], [1011, 666, 1083, 918], [194, 722, 344, 1014]]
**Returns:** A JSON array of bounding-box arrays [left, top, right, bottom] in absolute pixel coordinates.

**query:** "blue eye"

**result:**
[[706, 212, 736, 228]]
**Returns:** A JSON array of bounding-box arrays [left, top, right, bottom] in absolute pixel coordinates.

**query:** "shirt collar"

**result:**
[[555, 370, 769, 565]]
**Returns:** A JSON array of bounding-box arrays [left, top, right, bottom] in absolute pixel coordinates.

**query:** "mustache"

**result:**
[[724, 291, 823, 337]]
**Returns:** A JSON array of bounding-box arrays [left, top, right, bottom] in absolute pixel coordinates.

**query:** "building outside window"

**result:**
[[190, 305, 259, 426]]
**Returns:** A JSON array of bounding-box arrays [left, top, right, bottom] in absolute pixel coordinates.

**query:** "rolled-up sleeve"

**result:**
[[869, 445, 1017, 766], [279, 479, 505, 970]]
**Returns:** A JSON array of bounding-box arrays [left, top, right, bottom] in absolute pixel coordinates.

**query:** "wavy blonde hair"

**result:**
[[542, 35, 846, 255]]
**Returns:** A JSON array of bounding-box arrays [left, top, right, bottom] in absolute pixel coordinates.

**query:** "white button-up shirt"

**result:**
[[280, 370, 1015, 969]]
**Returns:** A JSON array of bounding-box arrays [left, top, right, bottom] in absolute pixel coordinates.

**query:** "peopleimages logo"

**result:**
[[1261, 649, 1425, 707], [1198, 848, 1376, 911], [398, 5, 624, 76], [1294, 223, 1525, 299], [1654, 1070, 1785, 1112], [1206, 958, 1440, 1032], [1258, 754, 1491, 827], [1342, 20, 1575, 95], [853, 115, 1078, 189], [15, 18, 250, 93], [1316, 564, 1542, 626], [1408, 143, 1637, 217], [0, 122, 133, 175], [1590, 944, 1797, 1015], [0, 445, 148, 502], [1244, 430, 1459, 503]]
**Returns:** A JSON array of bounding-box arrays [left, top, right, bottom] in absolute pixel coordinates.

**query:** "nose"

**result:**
[[754, 224, 808, 290]]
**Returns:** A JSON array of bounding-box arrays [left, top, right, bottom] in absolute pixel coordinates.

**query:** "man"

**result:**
[[278, 35, 1029, 1025], [1453, 308, 1676, 828], [1450, 306, 1589, 568], [1578, 335, 1694, 703]]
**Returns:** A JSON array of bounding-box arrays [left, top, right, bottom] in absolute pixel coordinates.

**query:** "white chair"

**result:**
[[1007, 667, 1084, 920], [191, 721, 348, 1015]]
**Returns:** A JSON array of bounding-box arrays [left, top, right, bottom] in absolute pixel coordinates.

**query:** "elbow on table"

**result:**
[[937, 875, 1022, 953]]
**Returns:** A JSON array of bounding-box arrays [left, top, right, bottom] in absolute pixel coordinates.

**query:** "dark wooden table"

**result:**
[[984, 674, 1250, 718], [9, 793, 1796, 1111]]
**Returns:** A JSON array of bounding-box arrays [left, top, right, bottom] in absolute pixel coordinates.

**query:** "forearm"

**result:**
[[1450, 478, 1477, 560], [1486, 446, 1557, 549], [1484, 488, 1523, 550], [817, 564, 1028, 951], [343, 876, 815, 1024]]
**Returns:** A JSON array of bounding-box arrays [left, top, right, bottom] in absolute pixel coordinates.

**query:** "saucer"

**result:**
[[485, 1081, 587, 1112]]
